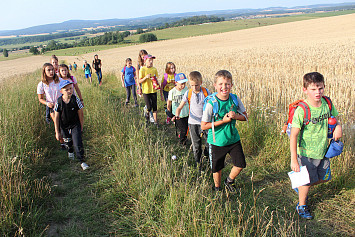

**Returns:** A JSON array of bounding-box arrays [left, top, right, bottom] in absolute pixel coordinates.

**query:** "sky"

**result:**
[[1, 0, 354, 31]]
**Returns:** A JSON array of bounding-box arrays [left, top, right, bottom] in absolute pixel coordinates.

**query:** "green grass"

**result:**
[[43, 44, 120, 56], [0, 52, 354, 236]]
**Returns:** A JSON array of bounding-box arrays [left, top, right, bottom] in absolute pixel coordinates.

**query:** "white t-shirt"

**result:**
[[168, 87, 189, 118], [37, 80, 62, 103]]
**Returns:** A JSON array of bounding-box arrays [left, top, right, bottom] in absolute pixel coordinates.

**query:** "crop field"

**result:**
[[0, 13, 354, 236]]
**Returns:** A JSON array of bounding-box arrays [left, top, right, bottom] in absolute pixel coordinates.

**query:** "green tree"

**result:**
[[136, 28, 143, 34], [29, 46, 40, 55], [139, 33, 157, 43], [3, 49, 8, 57]]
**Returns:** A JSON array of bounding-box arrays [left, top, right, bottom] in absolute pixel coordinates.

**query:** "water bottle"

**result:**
[[328, 116, 337, 138]]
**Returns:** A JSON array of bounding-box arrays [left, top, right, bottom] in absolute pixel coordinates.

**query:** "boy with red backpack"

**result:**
[[175, 71, 211, 169], [288, 72, 342, 220]]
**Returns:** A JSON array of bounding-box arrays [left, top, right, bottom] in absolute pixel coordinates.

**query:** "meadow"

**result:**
[[0, 13, 354, 236]]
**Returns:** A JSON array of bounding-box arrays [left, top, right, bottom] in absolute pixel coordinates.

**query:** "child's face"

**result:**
[[189, 80, 202, 93], [51, 59, 58, 69], [176, 82, 186, 91], [45, 66, 55, 78], [214, 77, 232, 98], [61, 84, 73, 98], [145, 58, 153, 68], [59, 67, 68, 78], [169, 65, 176, 74], [303, 82, 324, 103], [126, 61, 132, 67]]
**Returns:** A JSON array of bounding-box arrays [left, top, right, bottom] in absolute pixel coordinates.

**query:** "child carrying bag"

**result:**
[[325, 139, 344, 158]]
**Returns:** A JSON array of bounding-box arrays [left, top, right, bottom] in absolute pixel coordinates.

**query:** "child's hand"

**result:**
[[291, 159, 300, 172], [333, 125, 342, 141], [222, 113, 232, 123], [122, 82, 125, 88], [47, 102, 54, 108], [227, 111, 236, 119], [145, 74, 151, 79], [55, 132, 62, 141], [171, 116, 176, 122]]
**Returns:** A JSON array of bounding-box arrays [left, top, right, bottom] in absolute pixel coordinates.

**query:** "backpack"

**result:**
[[281, 96, 333, 143], [203, 92, 239, 142], [187, 87, 209, 106], [161, 73, 176, 90]]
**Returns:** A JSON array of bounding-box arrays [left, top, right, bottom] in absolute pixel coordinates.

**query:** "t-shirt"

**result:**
[[202, 94, 246, 147], [182, 88, 211, 124], [37, 80, 62, 103], [168, 87, 189, 118], [292, 98, 338, 159], [54, 95, 84, 129], [139, 66, 159, 94], [73, 64, 77, 69], [83, 64, 91, 74], [121, 66, 136, 87], [162, 74, 175, 92], [92, 59, 101, 71]]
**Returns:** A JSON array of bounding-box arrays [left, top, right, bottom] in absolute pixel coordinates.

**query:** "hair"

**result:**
[[58, 64, 71, 79], [138, 49, 148, 67], [164, 62, 176, 74], [214, 70, 233, 83], [189, 71, 203, 83], [303, 72, 324, 88], [41, 63, 59, 85], [51, 55, 58, 63]]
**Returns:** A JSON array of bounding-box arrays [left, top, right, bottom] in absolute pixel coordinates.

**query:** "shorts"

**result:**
[[209, 140, 246, 173], [297, 155, 331, 185], [85, 73, 91, 78], [143, 93, 157, 112]]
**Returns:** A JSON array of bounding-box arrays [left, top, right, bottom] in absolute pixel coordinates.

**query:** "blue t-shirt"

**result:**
[[121, 66, 136, 87]]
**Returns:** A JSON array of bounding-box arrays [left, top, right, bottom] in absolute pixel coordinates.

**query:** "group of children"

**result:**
[[38, 51, 343, 220]]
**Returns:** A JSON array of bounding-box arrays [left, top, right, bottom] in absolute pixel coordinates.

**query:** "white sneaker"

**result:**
[[149, 112, 155, 123], [68, 152, 75, 160], [81, 162, 89, 170]]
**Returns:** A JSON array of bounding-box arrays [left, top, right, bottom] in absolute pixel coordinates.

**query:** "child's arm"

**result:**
[[333, 120, 342, 141], [78, 109, 84, 131], [166, 99, 176, 120], [138, 74, 150, 84], [201, 113, 232, 130], [38, 94, 54, 108], [227, 111, 248, 121], [290, 127, 300, 172], [133, 70, 139, 89], [121, 72, 125, 88], [175, 101, 187, 119], [54, 111, 62, 141], [73, 84, 84, 104]]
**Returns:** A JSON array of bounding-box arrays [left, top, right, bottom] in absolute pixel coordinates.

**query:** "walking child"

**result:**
[[138, 54, 159, 125], [176, 71, 211, 168], [92, 54, 103, 85], [51, 55, 59, 74], [69, 63, 72, 71], [73, 62, 77, 71], [83, 60, 92, 83], [121, 58, 138, 107], [58, 64, 84, 104], [290, 72, 342, 219], [54, 80, 89, 170], [167, 73, 189, 145], [160, 62, 176, 124], [201, 70, 248, 192]]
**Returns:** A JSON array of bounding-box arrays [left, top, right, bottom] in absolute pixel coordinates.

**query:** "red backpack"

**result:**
[[281, 96, 333, 136]]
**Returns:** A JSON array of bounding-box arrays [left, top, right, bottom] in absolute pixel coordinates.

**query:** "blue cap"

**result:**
[[175, 73, 188, 84], [59, 80, 73, 89]]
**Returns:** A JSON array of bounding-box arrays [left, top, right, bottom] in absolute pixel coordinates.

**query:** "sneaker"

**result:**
[[68, 152, 75, 160], [125, 101, 129, 106], [149, 112, 154, 123], [296, 204, 313, 220], [212, 186, 222, 192], [81, 162, 89, 170], [224, 178, 237, 192], [166, 117, 171, 124]]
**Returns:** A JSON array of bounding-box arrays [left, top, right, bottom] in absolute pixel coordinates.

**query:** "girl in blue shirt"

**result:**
[[121, 58, 138, 107]]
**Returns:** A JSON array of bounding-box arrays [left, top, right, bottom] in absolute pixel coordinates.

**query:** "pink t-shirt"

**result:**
[[37, 80, 62, 103]]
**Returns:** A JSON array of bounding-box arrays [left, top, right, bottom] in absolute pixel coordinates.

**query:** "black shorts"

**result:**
[[209, 141, 246, 173], [143, 93, 157, 112]]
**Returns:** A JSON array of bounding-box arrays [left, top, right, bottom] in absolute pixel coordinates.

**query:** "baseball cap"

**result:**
[[59, 80, 73, 89], [175, 73, 188, 84], [144, 54, 156, 61]]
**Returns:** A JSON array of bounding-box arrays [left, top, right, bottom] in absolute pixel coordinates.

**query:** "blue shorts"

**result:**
[[85, 73, 91, 78], [297, 155, 331, 185]]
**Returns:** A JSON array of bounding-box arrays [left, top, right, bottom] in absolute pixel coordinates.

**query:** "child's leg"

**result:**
[[210, 144, 228, 188], [125, 86, 131, 103], [163, 90, 169, 102], [298, 185, 310, 206], [151, 93, 158, 123], [70, 124, 85, 162], [189, 124, 202, 163], [61, 127, 73, 153], [213, 170, 222, 187], [227, 141, 246, 181], [176, 117, 188, 145], [50, 111, 64, 144], [132, 84, 138, 104]]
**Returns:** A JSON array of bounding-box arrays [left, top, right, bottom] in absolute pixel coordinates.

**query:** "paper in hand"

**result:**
[[288, 166, 310, 189]]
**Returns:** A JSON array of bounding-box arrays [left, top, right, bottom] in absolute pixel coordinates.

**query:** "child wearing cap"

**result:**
[[138, 54, 159, 125], [54, 80, 89, 170], [167, 73, 189, 145]]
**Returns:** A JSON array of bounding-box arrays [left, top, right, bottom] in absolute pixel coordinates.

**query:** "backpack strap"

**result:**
[[229, 93, 239, 109], [187, 89, 193, 105], [162, 73, 168, 89], [201, 87, 208, 98], [297, 101, 311, 147], [322, 96, 333, 115]]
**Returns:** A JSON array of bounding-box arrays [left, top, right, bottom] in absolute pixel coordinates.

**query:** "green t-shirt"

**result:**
[[292, 98, 338, 159], [202, 95, 246, 146]]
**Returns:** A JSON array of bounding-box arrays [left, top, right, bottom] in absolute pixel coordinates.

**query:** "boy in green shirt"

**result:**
[[201, 70, 248, 192], [290, 72, 342, 220]]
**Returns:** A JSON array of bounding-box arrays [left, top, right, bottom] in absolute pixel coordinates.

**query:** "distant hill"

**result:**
[[1, 2, 354, 37]]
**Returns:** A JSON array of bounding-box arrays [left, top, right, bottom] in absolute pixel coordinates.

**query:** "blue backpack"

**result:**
[[203, 93, 239, 142]]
